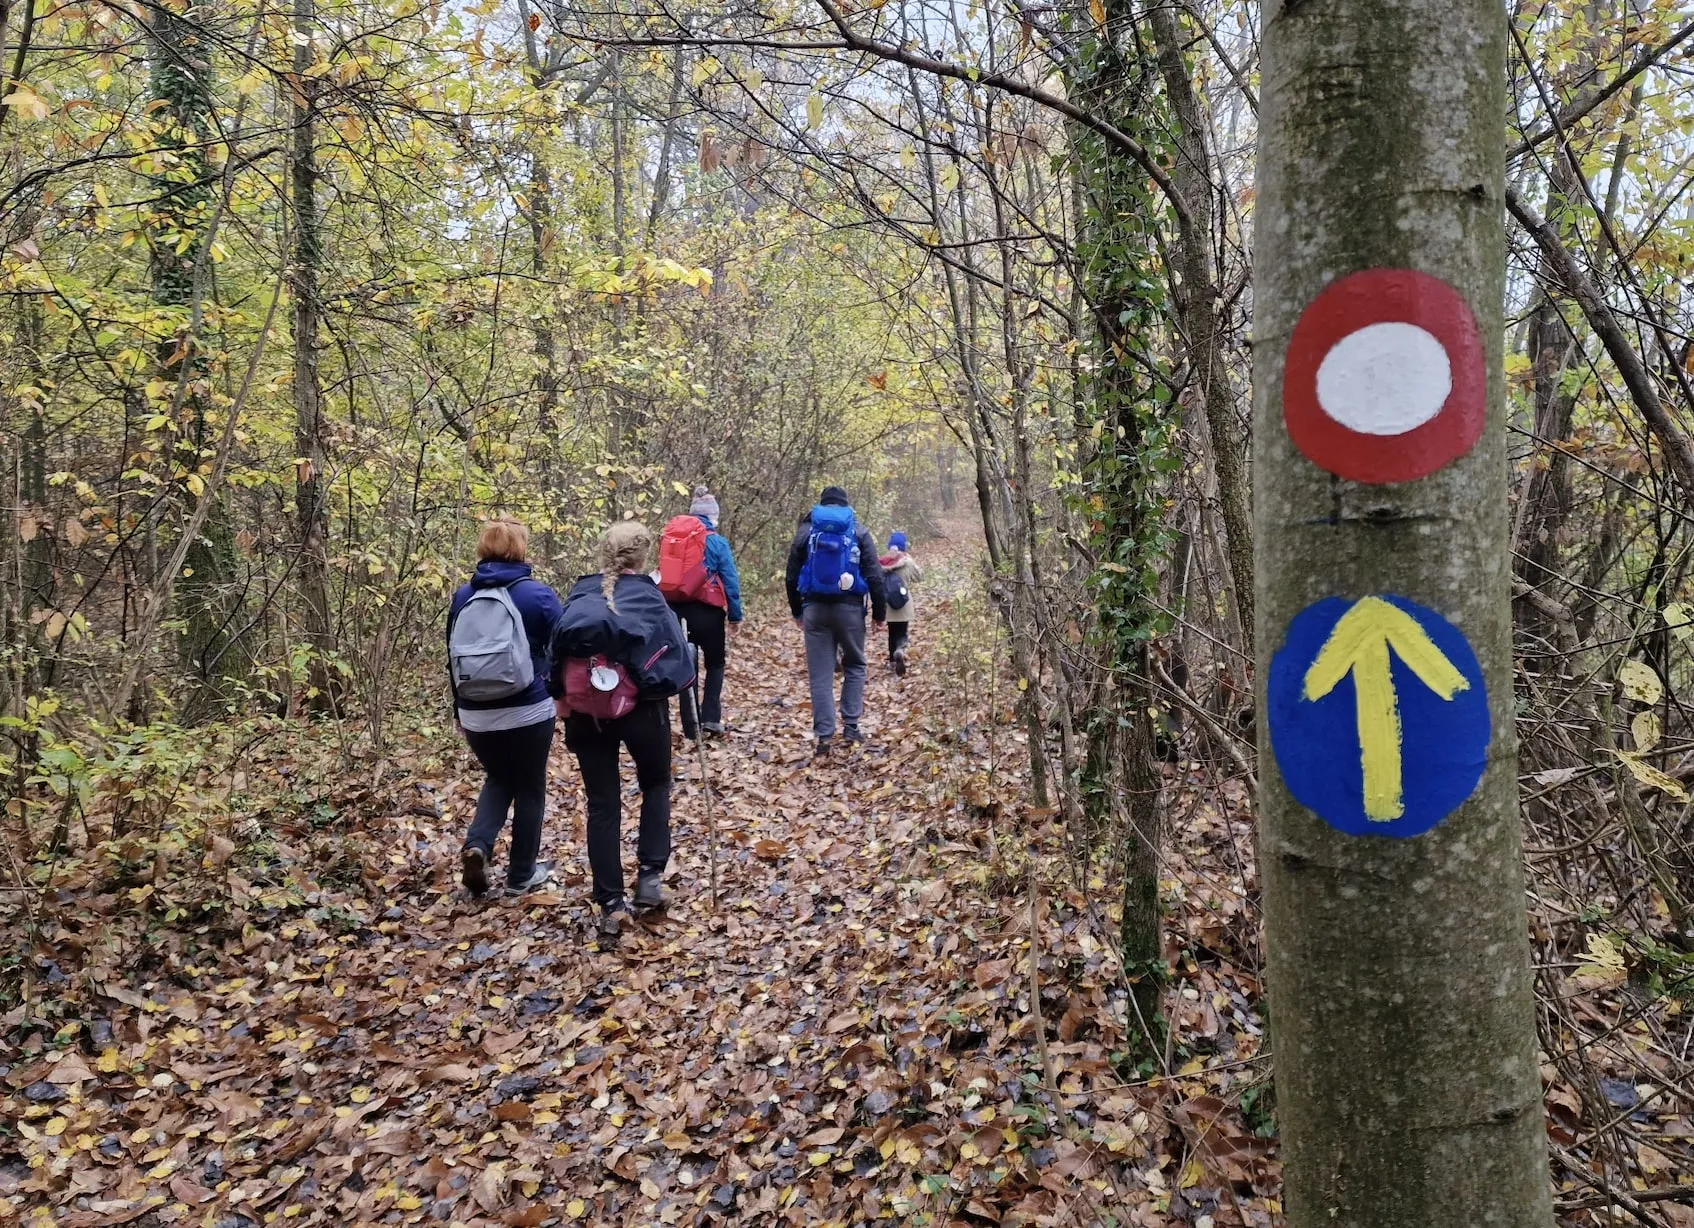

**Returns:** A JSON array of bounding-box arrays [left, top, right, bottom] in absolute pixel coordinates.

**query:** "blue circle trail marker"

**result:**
[[1268, 595, 1490, 838]]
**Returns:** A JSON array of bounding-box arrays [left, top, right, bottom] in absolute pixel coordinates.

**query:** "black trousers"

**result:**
[[565, 700, 672, 907], [671, 601, 727, 733], [888, 622, 910, 658], [462, 717, 555, 887]]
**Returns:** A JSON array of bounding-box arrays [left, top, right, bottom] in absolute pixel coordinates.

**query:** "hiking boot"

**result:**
[[596, 901, 627, 943], [505, 860, 553, 896], [814, 736, 834, 758], [842, 724, 865, 745], [634, 870, 665, 911], [892, 647, 908, 677], [461, 846, 490, 896], [701, 721, 726, 736]]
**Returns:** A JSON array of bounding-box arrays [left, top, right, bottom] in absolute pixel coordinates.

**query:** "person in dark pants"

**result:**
[[667, 487, 743, 738], [446, 517, 563, 897], [569, 700, 672, 929], [550, 521, 694, 941], [785, 485, 886, 755], [880, 530, 922, 675]]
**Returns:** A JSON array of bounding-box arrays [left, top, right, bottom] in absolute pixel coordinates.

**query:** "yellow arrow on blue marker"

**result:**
[[1302, 596, 1471, 821]]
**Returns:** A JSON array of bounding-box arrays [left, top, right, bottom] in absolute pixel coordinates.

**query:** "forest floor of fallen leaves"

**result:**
[[3, 524, 1277, 1228], [21, 526, 1694, 1226]]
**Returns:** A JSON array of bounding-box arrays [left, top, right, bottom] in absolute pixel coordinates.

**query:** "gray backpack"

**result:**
[[449, 585, 534, 701]]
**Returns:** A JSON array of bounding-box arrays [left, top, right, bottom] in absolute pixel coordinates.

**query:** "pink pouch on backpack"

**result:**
[[560, 654, 637, 721]]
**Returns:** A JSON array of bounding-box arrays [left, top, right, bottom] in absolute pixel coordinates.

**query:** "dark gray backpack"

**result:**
[[449, 586, 534, 701]]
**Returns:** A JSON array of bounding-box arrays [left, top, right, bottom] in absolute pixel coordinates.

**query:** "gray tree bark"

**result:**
[[1253, 1, 1553, 1224], [291, 0, 338, 714], [1147, 2, 1253, 651]]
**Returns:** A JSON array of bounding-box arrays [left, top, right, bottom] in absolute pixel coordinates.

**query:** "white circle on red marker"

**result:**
[[1316, 322, 1452, 435], [1283, 268, 1483, 484]]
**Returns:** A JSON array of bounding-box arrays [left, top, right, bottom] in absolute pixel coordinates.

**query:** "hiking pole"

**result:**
[[691, 642, 719, 911]]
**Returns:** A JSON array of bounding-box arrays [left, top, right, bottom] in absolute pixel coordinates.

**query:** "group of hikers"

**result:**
[[444, 484, 922, 938]]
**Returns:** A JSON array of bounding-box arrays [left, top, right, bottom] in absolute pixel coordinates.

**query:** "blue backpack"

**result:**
[[801, 504, 867, 596]]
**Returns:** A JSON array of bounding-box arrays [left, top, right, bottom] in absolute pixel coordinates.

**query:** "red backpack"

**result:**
[[557, 654, 637, 721], [657, 515, 726, 608]]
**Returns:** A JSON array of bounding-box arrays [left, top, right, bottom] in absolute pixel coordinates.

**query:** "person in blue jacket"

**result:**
[[548, 520, 693, 941], [671, 486, 743, 738], [446, 517, 563, 897]]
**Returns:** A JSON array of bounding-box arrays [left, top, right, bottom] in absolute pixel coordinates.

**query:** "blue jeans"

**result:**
[[803, 601, 867, 737]]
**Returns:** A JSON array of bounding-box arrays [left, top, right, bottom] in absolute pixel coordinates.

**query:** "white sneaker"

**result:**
[[505, 860, 553, 896]]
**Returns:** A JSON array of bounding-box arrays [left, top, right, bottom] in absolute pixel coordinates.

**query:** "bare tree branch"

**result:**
[[1506, 184, 1694, 496]]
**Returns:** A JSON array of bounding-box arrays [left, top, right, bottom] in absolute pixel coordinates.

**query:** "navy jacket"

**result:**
[[446, 561, 563, 711], [548, 573, 694, 700], [785, 506, 887, 621]]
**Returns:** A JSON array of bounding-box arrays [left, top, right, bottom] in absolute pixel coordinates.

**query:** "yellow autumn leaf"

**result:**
[[3, 84, 49, 122], [807, 92, 824, 130], [395, 1194, 422, 1210], [565, 1199, 586, 1217], [1572, 931, 1627, 989], [1618, 659, 1662, 705], [1179, 1158, 1203, 1188], [1614, 750, 1689, 801], [1632, 710, 1662, 753], [1664, 601, 1692, 644], [1088, 0, 1107, 26]]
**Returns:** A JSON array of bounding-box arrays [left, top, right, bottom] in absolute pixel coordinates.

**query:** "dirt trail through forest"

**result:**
[[11, 528, 1278, 1228]]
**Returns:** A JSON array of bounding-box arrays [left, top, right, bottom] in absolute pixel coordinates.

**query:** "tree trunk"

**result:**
[[1070, 0, 1174, 1057], [291, 0, 338, 714], [1253, 1, 1552, 1223], [145, 2, 247, 715], [1146, 2, 1253, 651]]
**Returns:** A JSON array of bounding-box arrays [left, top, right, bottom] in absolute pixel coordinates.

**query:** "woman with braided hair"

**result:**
[[548, 521, 693, 941]]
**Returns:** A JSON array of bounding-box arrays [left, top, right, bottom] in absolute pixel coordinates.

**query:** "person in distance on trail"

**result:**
[[879, 530, 922, 676], [446, 516, 564, 898], [785, 484, 886, 756], [656, 485, 743, 739], [549, 521, 694, 942]]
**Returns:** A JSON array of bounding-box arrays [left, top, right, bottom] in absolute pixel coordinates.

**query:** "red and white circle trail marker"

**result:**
[[1282, 268, 1484, 485]]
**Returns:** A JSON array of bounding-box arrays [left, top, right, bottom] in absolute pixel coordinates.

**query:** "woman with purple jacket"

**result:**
[[446, 517, 563, 897]]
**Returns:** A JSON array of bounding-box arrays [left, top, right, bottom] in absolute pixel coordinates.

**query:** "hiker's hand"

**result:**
[[873, 620, 886, 632], [793, 617, 803, 630], [729, 621, 741, 637]]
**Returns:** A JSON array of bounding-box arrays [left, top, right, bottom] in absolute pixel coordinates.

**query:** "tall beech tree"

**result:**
[[1253, 0, 1553, 1223]]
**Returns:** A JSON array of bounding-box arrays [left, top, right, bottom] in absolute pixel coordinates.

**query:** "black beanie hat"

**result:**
[[820, 485, 849, 506]]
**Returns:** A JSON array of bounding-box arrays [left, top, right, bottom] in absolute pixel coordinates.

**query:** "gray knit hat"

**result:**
[[689, 485, 720, 520]]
